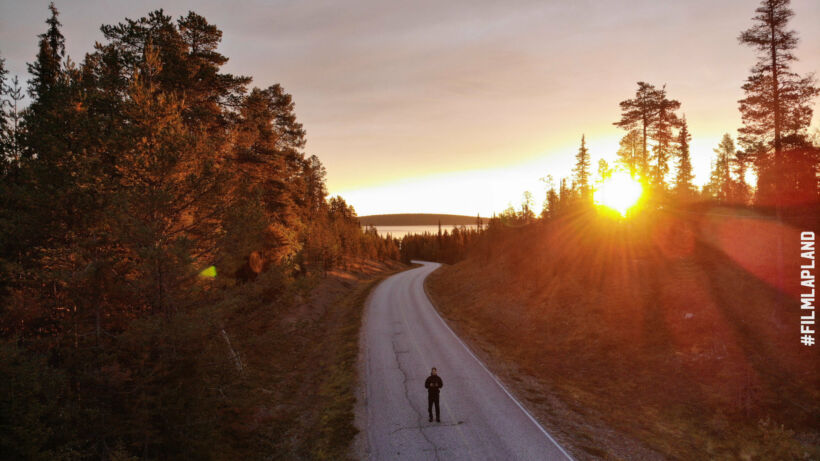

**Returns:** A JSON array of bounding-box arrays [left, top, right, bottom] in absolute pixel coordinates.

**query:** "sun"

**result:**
[[594, 172, 643, 216]]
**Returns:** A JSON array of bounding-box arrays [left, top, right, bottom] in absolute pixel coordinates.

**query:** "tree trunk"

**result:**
[[768, 5, 782, 206]]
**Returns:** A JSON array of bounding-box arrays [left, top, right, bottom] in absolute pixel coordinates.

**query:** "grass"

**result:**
[[217, 259, 402, 460], [308, 276, 387, 460], [427, 206, 819, 460]]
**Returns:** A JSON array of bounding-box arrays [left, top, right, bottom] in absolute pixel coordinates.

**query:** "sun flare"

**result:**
[[594, 172, 643, 216]]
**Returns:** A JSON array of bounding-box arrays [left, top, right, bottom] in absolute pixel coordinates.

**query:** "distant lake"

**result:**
[[372, 225, 479, 239]]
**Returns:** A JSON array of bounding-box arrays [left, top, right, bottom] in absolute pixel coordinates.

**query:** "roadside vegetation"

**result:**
[[418, 0, 820, 458], [0, 5, 400, 459], [428, 207, 818, 459]]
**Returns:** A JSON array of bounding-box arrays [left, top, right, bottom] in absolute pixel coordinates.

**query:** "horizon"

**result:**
[[1, 0, 819, 216]]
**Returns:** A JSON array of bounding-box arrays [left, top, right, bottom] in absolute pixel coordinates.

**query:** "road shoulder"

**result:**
[[352, 264, 412, 461]]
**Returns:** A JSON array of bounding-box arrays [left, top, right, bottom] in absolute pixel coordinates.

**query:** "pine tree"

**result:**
[[614, 82, 658, 173], [0, 56, 8, 166], [544, 187, 559, 219], [673, 116, 695, 200], [650, 85, 682, 190], [730, 150, 752, 204], [99, 10, 250, 131], [4, 76, 24, 164], [706, 134, 735, 202], [616, 129, 643, 179], [615, 82, 683, 192], [521, 191, 535, 223], [23, 2, 73, 164], [27, 2, 65, 100], [231, 85, 307, 266], [110, 46, 229, 316], [558, 177, 573, 212], [738, 0, 819, 204], [573, 134, 591, 199], [10, 3, 80, 263], [597, 159, 612, 183], [302, 154, 328, 219], [540, 175, 558, 220]]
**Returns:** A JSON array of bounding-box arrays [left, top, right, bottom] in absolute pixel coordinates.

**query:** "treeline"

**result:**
[[399, 225, 483, 264], [0, 5, 396, 459], [542, 0, 819, 216], [403, 0, 819, 266]]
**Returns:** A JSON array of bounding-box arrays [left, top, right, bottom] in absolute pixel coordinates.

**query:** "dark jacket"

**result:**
[[425, 375, 443, 395]]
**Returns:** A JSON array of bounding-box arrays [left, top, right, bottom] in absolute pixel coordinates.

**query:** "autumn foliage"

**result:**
[[0, 6, 396, 459]]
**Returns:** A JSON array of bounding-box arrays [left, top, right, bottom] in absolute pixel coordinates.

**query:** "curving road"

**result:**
[[359, 261, 574, 461]]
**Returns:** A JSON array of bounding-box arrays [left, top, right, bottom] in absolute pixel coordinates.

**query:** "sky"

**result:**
[[1, 0, 819, 216]]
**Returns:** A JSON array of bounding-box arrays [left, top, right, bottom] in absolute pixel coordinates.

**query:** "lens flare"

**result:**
[[199, 266, 217, 278], [594, 172, 643, 216]]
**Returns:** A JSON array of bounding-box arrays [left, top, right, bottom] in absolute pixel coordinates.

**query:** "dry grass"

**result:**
[[428, 207, 819, 460], [226, 258, 404, 460]]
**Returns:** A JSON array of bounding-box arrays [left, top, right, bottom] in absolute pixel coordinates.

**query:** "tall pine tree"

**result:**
[[614, 82, 658, 178], [650, 85, 682, 191], [706, 134, 735, 202], [0, 55, 8, 167], [573, 134, 591, 199], [616, 129, 643, 179], [673, 116, 695, 200], [27, 2, 65, 100], [4, 76, 24, 165], [738, 0, 819, 205]]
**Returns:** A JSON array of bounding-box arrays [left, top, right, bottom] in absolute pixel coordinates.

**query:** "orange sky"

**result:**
[[1, 0, 819, 216]]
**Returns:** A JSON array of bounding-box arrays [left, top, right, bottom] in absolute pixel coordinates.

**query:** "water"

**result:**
[[372, 225, 479, 239]]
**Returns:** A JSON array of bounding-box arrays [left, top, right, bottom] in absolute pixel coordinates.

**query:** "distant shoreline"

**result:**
[[358, 213, 486, 227]]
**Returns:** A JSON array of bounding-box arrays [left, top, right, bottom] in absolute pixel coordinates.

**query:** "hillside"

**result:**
[[358, 213, 486, 226], [426, 206, 819, 460]]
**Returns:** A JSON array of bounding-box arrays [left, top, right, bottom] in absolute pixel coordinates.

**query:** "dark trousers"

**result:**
[[427, 393, 440, 420]]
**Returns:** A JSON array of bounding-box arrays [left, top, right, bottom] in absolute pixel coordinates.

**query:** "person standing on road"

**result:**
[[425, 367, 443, 422]]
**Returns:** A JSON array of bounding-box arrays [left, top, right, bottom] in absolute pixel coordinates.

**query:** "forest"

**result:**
[[0, 0, 818, 459], [0, 5, 399, 459]]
